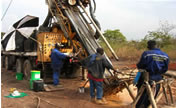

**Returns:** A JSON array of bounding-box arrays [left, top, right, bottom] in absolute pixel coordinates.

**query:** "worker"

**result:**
[[136, 40, 169, 108], [51, 43, 69, 87], [81, 48, 117, 105]]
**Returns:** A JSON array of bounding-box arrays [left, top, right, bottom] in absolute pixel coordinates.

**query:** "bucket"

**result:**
[[16, 73, 23, 80], [31, 70, 40, 80]]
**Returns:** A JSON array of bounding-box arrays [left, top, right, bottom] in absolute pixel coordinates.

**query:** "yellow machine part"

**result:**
[[72, 40, 88, 59], [37, 27, 88, 62], [37, 30, 73, 62]]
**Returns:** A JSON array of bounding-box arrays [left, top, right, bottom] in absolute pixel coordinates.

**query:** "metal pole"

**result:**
[[124, 82, 135, 101], [79, 2, 119, 61], [146, 82, 157, 108], [131, 85, 145, 107], [162, 85, 169, 104], [168, 84, 174, 104], [1, 0, 13, 21]]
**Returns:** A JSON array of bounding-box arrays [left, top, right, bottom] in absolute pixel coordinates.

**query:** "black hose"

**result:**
[[92, 0, 96, 13], [42, 9, 52, 27], [89, 0, 101, 39]]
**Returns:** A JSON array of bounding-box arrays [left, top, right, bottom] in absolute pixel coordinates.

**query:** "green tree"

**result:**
[[142, 21, 176, 48], [103, 29, 126, 43]]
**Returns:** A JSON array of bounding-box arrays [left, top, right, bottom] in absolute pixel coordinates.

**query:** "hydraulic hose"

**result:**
[[89, 0, 101, 39], [79, 1, 119, 61]]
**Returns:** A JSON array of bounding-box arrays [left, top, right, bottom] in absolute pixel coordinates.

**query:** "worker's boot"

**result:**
[[102, 98, 108, 104], [96, 99, 108, 105], [90, 97, 96, 103]]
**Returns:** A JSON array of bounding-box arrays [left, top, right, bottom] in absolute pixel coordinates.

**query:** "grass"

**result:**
[[99, 41, 176, 62]]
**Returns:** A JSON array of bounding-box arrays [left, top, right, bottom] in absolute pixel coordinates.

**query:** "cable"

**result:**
[[1, 0, 13, 21]]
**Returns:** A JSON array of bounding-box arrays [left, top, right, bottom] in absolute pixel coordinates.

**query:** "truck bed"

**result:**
[[2, 51, 37, 56]]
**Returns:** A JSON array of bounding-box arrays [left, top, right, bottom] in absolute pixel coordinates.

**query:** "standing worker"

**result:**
[[51, 43, 69, 87], [81, 48, 117, 105], [136, 40, 169, 108]]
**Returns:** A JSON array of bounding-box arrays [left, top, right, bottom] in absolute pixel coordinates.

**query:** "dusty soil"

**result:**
[[121, 61, 176, 71], [1, 61, 176, 108]]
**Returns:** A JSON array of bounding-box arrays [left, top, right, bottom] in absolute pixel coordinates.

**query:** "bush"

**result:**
[[99, 38, 175, 62]]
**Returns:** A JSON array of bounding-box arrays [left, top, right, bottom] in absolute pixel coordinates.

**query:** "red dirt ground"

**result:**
[[169, 63, 176, 71], [1, 61, 176, 108]]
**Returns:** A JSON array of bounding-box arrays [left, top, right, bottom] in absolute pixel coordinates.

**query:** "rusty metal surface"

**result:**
[[103, 69, 137, 96], [103, 76, 133, 96]]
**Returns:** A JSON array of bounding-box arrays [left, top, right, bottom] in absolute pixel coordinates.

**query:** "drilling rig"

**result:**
[[1, 0, 141, 99], [39, 0, 120, 80], [2, 0, 118, 80]]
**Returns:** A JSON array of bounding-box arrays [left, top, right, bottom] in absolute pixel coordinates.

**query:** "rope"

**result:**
[[36, 97, 40, 108], [39, 98, 61, 107], [35, 96, 61, 108], [26, 92, 60, 108], [1, 0, 13, 21]]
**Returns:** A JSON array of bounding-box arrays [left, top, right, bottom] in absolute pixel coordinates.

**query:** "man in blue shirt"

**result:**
[[51, 43, 69, 87], [81, 48, 117, 105], [136, 40, 169, 108]]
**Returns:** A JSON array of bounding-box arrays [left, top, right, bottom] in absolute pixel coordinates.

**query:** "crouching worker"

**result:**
[[136, 40, 169, 108], [81, 48, 117, 105], [51, 43, 70, 87]]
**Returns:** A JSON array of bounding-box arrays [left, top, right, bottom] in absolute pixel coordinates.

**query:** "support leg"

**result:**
[[131, 85, 145, 108], [124, 82, 135, 101], [168, 84, 174, 104], [162, 85, 169, 104], [146, 82, 157, 108]]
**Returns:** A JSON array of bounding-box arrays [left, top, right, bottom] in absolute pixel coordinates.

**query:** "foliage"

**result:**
[[100, 22, 176, 61], [102, 29, 126, 43], [1, 32, 5, 38], [142, 21, 176, 48]]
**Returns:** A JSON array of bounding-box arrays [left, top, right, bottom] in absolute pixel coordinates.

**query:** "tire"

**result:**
[[16, 58, 23, 73], [23, 60, 32, 80], [5, 56, 12, 70]]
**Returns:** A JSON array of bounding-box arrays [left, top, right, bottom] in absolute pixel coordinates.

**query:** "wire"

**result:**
[[1, 0, 13, 21]]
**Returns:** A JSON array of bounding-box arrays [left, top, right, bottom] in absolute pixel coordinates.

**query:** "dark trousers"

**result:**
[[136, 81, 161, 108], [53, 67, 61, 85]]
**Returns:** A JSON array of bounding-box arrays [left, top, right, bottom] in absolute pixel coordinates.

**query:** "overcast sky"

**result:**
[[1, 0, 176, 40]]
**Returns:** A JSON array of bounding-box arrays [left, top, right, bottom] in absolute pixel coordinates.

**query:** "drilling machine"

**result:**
[[37, 0, 119, 79]]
